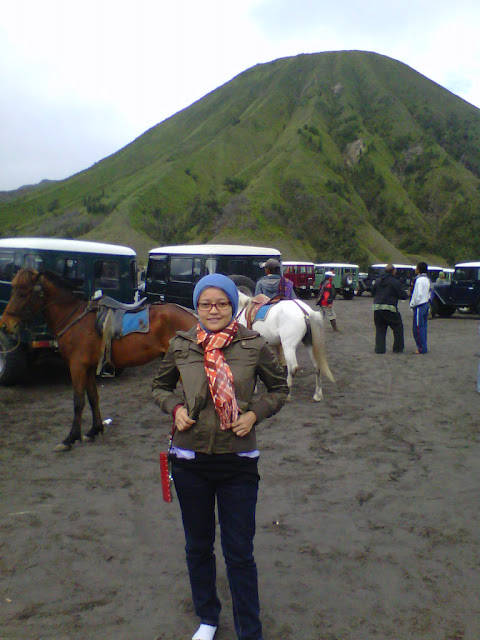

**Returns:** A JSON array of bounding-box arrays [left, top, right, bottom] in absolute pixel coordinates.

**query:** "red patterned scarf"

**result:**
[[196, 320, 239, 430]]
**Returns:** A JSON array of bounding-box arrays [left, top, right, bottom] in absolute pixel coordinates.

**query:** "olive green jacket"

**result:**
[[152, 324, 289, 454]]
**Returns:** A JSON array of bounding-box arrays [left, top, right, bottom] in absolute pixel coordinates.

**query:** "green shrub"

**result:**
[[224, 176, 247, 194]]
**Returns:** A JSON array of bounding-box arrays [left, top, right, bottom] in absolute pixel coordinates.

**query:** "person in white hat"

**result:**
[[315, 271, 339, 331]]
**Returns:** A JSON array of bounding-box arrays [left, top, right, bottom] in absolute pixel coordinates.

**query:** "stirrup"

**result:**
[[100, 362, 116, 378]]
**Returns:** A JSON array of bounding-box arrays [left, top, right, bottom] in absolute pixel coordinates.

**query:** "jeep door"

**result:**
[[168, 256, 198, 306], [314, 266, 325, 293], [0, 250, 15, 317], [449, 267, 480, 306], [146, 255, 168, 303], [92, 257, 137, 303]]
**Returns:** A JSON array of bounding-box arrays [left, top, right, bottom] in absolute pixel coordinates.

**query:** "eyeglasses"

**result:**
[[197, 301, 231, 311]]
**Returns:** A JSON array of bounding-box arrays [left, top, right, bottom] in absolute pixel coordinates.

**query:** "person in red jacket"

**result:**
[[316, 271, 338, 332]]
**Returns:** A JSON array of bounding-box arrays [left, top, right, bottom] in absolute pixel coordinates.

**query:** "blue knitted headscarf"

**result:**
[[193, 274, 239, 325]]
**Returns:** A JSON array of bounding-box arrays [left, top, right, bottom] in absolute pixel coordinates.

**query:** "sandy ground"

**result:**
[[1, 296, 479, 640]]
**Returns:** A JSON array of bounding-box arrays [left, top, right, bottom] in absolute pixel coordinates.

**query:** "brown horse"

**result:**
[[0, 269, 197, 451]]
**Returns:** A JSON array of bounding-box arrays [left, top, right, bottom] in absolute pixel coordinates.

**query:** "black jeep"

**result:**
[[430, 262, 480, 317], [0, 237, 138, 385], [356, 263, 415, 296]]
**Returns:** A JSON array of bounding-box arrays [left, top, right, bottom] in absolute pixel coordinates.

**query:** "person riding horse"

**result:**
[[254, 258, 296, 300]]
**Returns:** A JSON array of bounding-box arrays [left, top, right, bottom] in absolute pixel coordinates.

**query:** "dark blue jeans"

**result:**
[[412, 302, 429, 353], [172, 456, 263, 640]]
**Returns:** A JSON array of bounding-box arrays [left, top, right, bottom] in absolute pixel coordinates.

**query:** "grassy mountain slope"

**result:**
[[1, 50, 480, 267]]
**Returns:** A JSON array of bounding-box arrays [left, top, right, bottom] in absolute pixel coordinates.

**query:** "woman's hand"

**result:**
[[231, 411, 257, 437], [174, 406, 196, 431]]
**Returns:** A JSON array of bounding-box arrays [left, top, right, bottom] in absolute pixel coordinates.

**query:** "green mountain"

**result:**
[[1, 50, 480, 268]]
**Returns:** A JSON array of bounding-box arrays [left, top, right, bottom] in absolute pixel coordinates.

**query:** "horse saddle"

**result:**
[[95, 295, 147, 311], [95, 298, 150, 339], [94, 297, 150, 376], [245, 294, 278, 329]]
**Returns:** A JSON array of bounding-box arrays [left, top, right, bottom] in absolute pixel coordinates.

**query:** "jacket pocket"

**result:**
[[239, 339, 262, 360], [173, 343, 189, 361]]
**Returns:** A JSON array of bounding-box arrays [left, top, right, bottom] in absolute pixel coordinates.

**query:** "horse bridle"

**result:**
[[7, 274, 91, 337], [3, 279, 46, 322]]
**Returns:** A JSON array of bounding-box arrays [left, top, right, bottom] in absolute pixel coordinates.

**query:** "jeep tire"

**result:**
[[228, 275, 255, 297], [438, 306, 456, 317]]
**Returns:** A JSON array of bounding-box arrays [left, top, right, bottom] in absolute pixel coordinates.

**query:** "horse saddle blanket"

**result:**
[[245, 294, 273, 329], [95, 306, 150, 376], [95, 306, 150, 339]]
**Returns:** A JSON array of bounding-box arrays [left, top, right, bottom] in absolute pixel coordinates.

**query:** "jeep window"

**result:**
[[293, 265, 311, 274], [94, 260, 120, 289], [454, 267, 480, 282], [54, 257, 85, 285], [396, 269, 411, 284], [205, 258, 219, 274], [149, 256, 167, 282], [170, 257, 194, 282], [227, 259, 248, 276], [193, 258, 202, 282], [24, 253, 44, 271], [251, 260, 266, 281], [0, 252, 14, 281]]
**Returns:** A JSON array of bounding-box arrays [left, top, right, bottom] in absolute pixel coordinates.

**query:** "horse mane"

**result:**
[[41, 270, 87, 299], [12, 268, 37, 287]]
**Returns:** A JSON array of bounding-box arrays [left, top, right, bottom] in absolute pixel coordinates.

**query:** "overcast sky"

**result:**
[[1, 0, 479, 191]]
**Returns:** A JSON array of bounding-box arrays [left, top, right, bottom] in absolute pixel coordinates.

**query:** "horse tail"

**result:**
[[309, 310, 335, 383]]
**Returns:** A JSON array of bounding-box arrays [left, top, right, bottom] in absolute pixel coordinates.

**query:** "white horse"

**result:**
[[236, 292, 334, 401]]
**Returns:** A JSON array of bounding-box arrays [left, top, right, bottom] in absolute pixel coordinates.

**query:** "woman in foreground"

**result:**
[[152, 274, 289, 640]]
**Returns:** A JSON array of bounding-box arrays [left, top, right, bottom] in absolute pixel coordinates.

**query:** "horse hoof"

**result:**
[[53, 442, 72, 452], [313, 393, 323, 402], [83, 427, 103, 443]]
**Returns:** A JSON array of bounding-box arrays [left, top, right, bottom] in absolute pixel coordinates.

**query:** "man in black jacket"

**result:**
[[372, 264, 409, 353]]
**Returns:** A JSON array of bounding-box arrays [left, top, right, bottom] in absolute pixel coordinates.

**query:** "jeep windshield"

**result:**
[[454, 267, 480, 281], [368, 267, 384, 279]]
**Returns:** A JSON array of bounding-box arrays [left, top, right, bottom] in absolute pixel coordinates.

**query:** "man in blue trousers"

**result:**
[[410, 262, 430, 354]]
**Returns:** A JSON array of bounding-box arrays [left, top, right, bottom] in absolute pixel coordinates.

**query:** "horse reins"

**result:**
[[6, 275, 95, 339], [32, 281, 95, 338], [55, 303, 94, 338]]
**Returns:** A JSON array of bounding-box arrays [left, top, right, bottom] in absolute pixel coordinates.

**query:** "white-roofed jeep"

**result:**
[[0, 237, 138, 385], [430, 262, 480, 317]]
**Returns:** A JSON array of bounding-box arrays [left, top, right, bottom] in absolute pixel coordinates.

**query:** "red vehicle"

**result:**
[[282, 261, 315, 298]]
